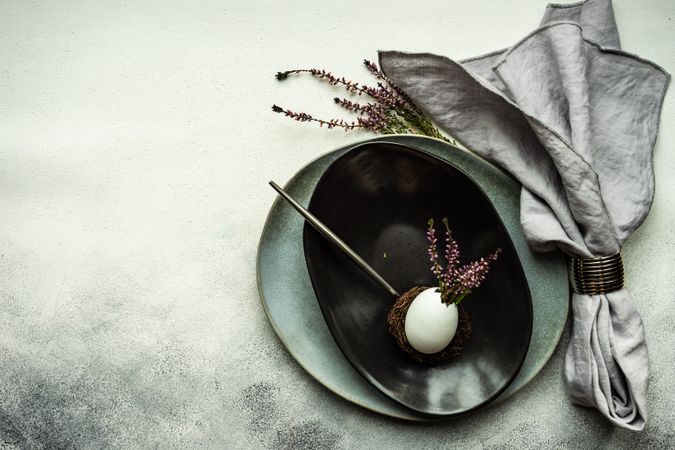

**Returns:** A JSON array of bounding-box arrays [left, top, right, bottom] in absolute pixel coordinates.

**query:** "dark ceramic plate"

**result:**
[[259, 135, 568, 420], [302, 142, 533, 417]]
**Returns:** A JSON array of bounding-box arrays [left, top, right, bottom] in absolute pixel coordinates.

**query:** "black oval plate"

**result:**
[[302, 142, 533, 417]]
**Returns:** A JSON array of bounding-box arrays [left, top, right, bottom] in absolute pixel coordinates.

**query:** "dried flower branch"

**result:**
[[427, 218, 501, 305], [271, 105, 362, 130], [273, 60, 455, 143]]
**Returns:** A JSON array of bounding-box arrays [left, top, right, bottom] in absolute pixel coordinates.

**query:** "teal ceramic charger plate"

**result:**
[[257, 135, 569, 420]]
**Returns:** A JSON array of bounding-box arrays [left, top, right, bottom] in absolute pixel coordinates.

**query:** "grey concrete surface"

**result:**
[[0, 0, 673, 448]]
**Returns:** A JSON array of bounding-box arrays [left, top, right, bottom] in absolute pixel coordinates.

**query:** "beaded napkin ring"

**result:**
[[568, 253, 624, 295]]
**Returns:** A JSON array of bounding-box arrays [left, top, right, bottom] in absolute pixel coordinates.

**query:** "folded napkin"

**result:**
[[379, 0, 669, 431]]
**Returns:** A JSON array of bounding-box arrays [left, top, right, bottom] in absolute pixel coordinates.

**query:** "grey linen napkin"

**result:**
[[379, 0, 669, 431]]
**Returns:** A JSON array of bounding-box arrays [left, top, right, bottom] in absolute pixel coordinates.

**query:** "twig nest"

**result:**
[[388, 286, 471, 364]]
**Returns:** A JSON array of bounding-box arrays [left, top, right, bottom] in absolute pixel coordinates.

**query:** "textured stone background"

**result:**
[[1, 0, 673, 448]]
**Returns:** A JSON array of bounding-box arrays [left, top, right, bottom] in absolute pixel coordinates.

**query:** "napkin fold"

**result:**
[[379, 0, 669, 430]]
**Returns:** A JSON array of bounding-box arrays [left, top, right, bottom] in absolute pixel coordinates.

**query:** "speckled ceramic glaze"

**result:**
[[257, 135, 569, 421]]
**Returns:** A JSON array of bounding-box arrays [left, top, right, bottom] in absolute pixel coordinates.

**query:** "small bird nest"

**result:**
[[387, 286, 472, 364]]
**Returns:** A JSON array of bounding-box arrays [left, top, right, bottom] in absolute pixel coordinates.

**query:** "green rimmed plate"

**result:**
[[257, 135, 568, 420]]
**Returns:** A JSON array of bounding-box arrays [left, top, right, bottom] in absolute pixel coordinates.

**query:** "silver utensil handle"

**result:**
[[269, 181, 400, 298]]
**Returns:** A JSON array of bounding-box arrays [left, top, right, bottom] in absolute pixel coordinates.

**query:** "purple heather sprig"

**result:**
[[427, 218, 501, 305], [272, 60, 454, 143], [426, 219, 443, 281], [271, 105, 363, 130], [441, 218, 461, 288]]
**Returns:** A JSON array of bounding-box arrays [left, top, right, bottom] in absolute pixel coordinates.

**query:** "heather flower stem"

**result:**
[[426, 218, 501, 305], [389, 108, 455, 145], [273, 60, 456, 145]]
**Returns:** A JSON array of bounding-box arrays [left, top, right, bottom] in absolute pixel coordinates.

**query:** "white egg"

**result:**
[[404, 287, 458, 354]]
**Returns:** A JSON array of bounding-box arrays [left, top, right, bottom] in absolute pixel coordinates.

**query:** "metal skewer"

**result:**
[[269, 180, 401, 298]]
